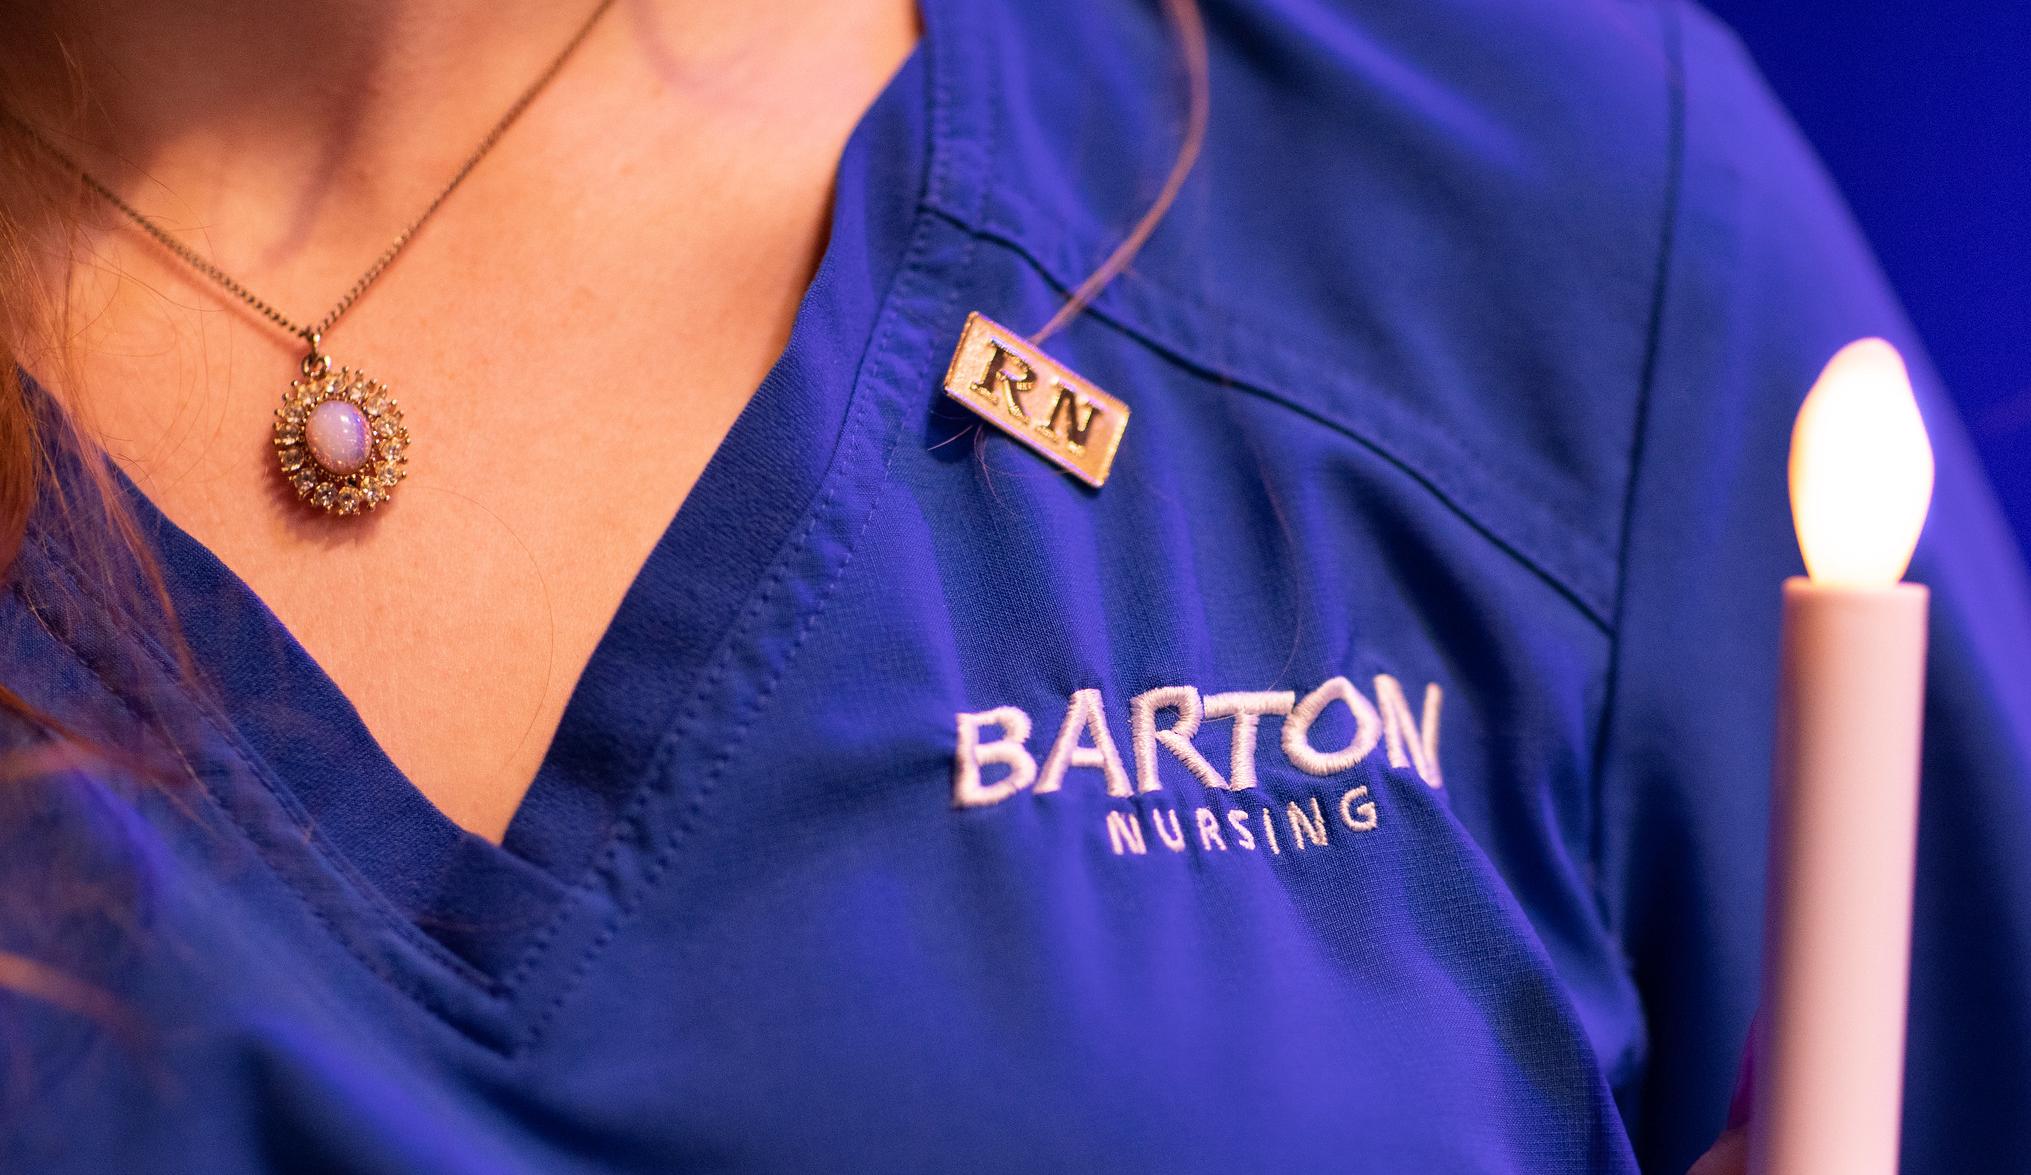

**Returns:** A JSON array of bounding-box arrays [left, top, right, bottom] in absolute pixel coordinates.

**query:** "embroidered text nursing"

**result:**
[[953, 675, 1443, 858]]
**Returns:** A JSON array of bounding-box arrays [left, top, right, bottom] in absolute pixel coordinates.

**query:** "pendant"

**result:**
[[272, 350, 410, 517], [942, 312, 1129, 488]]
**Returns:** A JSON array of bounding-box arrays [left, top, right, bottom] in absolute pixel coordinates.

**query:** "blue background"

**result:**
[[1701, 1, 2031, 563]]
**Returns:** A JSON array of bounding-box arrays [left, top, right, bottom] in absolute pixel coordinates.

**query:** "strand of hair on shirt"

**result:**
[[1028, 0, 1210, 346]]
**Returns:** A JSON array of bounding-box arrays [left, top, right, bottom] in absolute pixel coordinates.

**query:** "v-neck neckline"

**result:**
[[156, 41, 925, 905], [11, 5, 996, 1048]]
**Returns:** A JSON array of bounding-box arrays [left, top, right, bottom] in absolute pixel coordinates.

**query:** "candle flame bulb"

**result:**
[[1788, 338, 1935, 587], [1757, 337, 1934, 1175]]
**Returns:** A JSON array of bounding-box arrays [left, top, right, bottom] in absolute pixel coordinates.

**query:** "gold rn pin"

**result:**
[[942, 312, 1129, 488]]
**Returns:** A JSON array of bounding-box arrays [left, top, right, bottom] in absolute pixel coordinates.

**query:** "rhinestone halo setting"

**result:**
[[272, 366, 410, 516]]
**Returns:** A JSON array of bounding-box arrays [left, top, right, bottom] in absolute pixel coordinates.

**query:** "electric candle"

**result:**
[[1750, 338, 1934, 1175]]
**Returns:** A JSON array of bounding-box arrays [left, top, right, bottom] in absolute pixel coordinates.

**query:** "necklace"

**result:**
[[19, 0, 616, 517]]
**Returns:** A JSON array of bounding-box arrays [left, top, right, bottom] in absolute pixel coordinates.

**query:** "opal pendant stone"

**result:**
[[273, 363, 410, 517], [306, 400, 373, 475]]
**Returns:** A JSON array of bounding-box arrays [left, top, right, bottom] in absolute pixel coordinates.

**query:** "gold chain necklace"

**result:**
[[18, 0, 616, 517]]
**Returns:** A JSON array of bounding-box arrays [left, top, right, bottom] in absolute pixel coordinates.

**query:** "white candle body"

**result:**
[[1751, 578, 1929, 1175]]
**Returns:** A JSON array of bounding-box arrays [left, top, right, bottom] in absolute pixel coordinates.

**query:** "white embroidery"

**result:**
[[1282, 675, 1383, 776], [1339, 785, 1378, 832], [953, 706, 1037, 808], [1194, 807, 1229, 851], [1130, 685, 1229, 792], [1106, 810, 1148, 855], [1201, 690, 1296, 791], [1374, 675, 1444, 788], [1285, 796, 1329, 849], [957, 670, 1444, 843], [1037, 688, 1134, 798]]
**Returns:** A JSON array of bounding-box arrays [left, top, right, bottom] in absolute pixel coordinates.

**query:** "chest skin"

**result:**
[[33, 0, 919, 841]]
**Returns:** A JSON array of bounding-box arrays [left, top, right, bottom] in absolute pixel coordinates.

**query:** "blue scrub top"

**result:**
[[6, 1, 2030, 1171]]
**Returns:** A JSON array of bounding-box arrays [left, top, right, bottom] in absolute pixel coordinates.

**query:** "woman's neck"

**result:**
[[6, 0, 924, 841], [8, 0, 858, 262]]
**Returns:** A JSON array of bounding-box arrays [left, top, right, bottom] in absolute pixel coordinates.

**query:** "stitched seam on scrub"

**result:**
[[923, 182, 1623, 611], [1583, 0, 1689, 1093], [477, 208, 965, 1024], [959, 174, 1629, 576], [925, 212, 1617, 633], [503, 22, 987, 1056], [19, 534, 502, 1000], [7, 557, 498, 1030], [509, 223, 972, 1055]]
